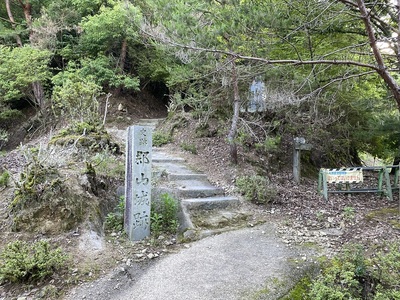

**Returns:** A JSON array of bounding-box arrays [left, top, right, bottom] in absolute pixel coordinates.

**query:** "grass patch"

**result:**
[[153, 131, 172, 147], [105, 196, 125, 233], [180, 142, 197, 154], [0, 240, 68, 284], [0, 170, 10, 187], [151, 193, 179, 238], [90, 150, 124, 177], [281, 276, 312, 300], [236, 175, 277, 204], [307, 243, 400, 299]]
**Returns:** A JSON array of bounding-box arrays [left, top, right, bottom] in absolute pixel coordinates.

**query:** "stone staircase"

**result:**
[[134, 119, 248, 238]]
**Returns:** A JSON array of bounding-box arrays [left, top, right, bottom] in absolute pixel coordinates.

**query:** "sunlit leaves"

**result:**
[[79, 2, 142, 55], [0, 46, 51, 103]]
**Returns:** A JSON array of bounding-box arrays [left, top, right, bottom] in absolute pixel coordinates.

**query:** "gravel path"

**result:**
[[65, 222, 316, 300]]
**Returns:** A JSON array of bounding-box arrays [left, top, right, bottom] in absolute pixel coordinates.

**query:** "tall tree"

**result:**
[[5, 0, 22, 46], [143, 0, 400, 163], [1, 0, 50, 108]]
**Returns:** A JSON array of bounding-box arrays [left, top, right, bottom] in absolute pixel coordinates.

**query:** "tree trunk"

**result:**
[[227, 59, 240, 165], [5, 0, 23, 46], [15, 0, 46, 109], [357, 0, 400, 109], [17, 0, 32, 27], [32, 81, 45, 108], [397, 0, 400, 70], [114, 38, 128, 96], [119, 38, 128, 72]]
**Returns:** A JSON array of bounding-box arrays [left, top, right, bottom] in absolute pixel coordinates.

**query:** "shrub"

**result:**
[[0, 240, 68, 284], [151, 193, 179, 237], [255, 136, 281, 154], [0, 170, 10, 187], [49, 121, 117, 152], [342, 206, 355, 220], [236, 175, 276, 204], [153, 131, 172, 147], [0, 109, 23, 124], [0, 128, 8, 149], [11, 154, 62, 211], [307, 243, 400, 299], [105, 196, 125, 233], [90, 149, 124, 177], [52, 70, 102, 124], [180, 142, 197, 154]]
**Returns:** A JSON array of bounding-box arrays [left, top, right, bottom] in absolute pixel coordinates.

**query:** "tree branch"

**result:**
[[141, 25, 379, 71], [5, 0, 22, 46], [356, 0, 400, 108], [337, 0, 398, 37]]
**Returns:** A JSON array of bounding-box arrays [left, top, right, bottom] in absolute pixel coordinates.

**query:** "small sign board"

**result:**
[[295, 143, 312, 151], [326, 169, 363, 183]]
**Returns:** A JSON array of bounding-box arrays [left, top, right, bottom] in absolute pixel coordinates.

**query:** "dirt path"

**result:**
[[64, 222, 316, 300]]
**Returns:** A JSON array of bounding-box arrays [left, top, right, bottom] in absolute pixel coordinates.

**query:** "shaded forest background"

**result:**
[[1, 0, 400, 168], [2, 1, 400, 299]]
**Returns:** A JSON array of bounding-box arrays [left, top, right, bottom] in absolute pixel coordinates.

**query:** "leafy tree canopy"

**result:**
[[0, 45, 51, 103], [79, 1, 142, 56]]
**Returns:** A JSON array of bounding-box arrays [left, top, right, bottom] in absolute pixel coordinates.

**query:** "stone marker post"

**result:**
[[125, 126, 152, 241]]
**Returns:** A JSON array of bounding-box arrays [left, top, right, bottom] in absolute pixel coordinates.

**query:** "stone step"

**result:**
[[152, 157, 186, 163], [168, 173, 208, 181], [182, 196, 240, 211], [152, 152, 186, 163], [152, 161, 192, 173], [174, 180, 225, 198], [152, 161, 206, 181]]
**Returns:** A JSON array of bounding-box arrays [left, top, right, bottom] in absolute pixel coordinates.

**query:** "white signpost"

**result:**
[[125, 126, 152, 241], [325, 169, 364, 184]]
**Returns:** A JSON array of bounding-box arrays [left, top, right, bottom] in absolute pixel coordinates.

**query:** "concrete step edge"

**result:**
[[168, 173, 207, 181], [181, 196, 240, 210], [152, 157, 186, 163], [177, 187, 225, 198]]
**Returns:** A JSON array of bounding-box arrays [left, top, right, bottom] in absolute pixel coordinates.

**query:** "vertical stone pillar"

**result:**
[[125, 126, 152, 241]]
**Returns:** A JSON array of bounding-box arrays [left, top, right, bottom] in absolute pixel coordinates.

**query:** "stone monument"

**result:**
[[125, 126, 152, 241]]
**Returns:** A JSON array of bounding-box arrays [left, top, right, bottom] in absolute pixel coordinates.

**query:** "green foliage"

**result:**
[[255, 136, 281, 154], [52, 70, 102, 123], [342, 206, 355, 221], [10, 148, 65, 214], [0, 129, 8, 150], [90, 150, 124, 177], [56, 121, 104, 137], [0, 240, 67, 284], [0, 170, 10, 187], [308, 243, 400, 300], [81, 56, 139, 90], [0, 107, 23, 125], [236, 175, 276, 204], [151, 193, 179, 237], [105, 196, 125, 233], [0, 46, 51, 104], [79, 2, 142, 55], [71, 0, 105, 16], [11, 152, 63, 211], [49, 121, 116, 152], [56, 57, 140, 91], [282, 276, 312, 300], [153, 131, 173, 147], [180, 142, 197, 154]]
